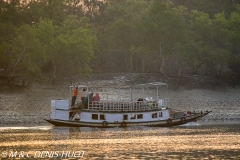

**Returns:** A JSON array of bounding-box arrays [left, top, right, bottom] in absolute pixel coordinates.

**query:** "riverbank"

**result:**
[[0, 81, 240, 124]]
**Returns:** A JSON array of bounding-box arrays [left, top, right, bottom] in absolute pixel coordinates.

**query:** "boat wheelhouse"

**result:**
[[45, 82, 211, 127]]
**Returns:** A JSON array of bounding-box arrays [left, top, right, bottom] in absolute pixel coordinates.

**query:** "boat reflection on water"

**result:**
[[50, 124, 184, 141], [50, 121, 201, 138]]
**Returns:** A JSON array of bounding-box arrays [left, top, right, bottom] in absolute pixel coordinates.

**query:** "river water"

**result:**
[[0, 121, 240, 160]]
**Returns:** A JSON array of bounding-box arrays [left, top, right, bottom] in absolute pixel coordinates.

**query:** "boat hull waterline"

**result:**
[[45, 111, 211, 128]]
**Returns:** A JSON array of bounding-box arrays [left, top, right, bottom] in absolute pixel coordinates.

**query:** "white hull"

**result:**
[[45, 109, 211, 128]]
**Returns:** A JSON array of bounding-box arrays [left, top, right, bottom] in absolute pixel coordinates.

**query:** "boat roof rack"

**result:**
[[69, 82, 167, 89], [135, 82, 168, 87]]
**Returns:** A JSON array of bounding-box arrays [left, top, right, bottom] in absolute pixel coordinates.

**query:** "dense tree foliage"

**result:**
[[0, 0, 240, 85]]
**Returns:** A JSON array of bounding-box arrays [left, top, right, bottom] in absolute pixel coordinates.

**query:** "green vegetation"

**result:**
[[0, 0, 240, 85]]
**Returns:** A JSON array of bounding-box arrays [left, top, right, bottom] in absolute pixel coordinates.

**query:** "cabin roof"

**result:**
[[69, 82, 167, 89], [135, 82, 168, 87]]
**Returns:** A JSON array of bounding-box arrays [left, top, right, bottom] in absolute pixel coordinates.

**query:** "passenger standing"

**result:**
[[80, 88, 87, 103], [71, 86, 78, 107]]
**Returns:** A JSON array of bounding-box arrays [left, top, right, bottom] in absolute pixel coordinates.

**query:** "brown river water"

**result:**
[[0, 121, 240, 160]]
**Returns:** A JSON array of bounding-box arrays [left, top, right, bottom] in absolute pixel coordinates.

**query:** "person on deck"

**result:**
[[83, 92, 93, 109], [71, 86, 78, 107], [80, 88, 87, 103], [93, 93, 100, 103]]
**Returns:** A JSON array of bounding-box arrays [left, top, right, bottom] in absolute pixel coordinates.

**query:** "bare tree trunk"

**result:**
[[130, 51, 133, 72], [124, 52, 130, 71], [141, 58, 146, 72], [178, 67, 182, 77], [11, 46, 26, 76], [159, 42, 165, 75], [51, 65, 57, 85], [160, 55, 165, 75]]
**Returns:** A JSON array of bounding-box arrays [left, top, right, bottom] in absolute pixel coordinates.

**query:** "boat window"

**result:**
[[92, 114, 98, 120], [152, 113, 157, 118], [159, 112, 162, 117], [137, 114, 143, 119], [123, 115, 128, 120], [100, 114, 105, 120], [130, 114, 136, 119]]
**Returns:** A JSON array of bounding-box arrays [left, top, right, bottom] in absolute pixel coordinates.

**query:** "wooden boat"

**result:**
[[45, 82, 211, 127]]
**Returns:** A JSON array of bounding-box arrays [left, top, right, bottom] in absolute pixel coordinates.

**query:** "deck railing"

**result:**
[[85, 98, 169, 112]]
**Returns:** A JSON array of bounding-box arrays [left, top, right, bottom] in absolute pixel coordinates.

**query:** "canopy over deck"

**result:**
[[69, 82, 168, 89], [135, 82, 168, 88], [69, 82, 168, 104]]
